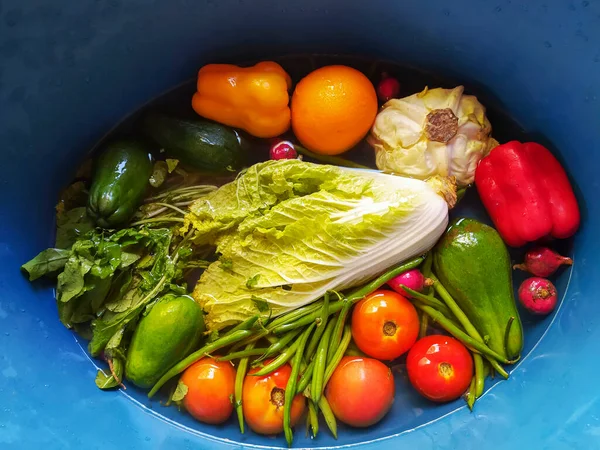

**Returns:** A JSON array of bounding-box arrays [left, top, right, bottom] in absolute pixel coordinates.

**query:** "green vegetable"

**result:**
[[142, 112, 245, 172], [284, 323, 315, 446], [149, 329, 252, 398], [125, 294, 205, 389], [311, 320, 336, 406], [186, 159, 454, 330], [55, 207, 95, 249], [433, 218, 524, 360], [87, 139, 153, 228], [21, 248, 71, 281], [234, 342, 255, 434]]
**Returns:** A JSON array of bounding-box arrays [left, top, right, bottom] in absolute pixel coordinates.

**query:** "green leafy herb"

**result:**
[[55, 207, 94, 249], [251, 296, 270, 313], [21, 248, 71, 281], [220, 258, 233, 270], [171, 380, 188, 402], [246, 274, 261, 289]]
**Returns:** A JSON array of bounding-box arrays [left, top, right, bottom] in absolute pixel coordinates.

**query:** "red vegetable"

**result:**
[[270, 140, 297, 160], [475, 141, 580, 247], [514, 247, 573, 277], [377, 73, 400, 103], [387, 269, 432, 297], [406, 335, 473, 402], [326, 356, 395, 427], [518, 277, 558, 315]]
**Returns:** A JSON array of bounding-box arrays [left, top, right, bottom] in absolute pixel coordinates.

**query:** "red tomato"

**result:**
[[180, 357, 236, 424], [406, 335, 473, 402], [351, 289, 419, 360], [242, 362, 306, 435], [325, 356, 394, 427]]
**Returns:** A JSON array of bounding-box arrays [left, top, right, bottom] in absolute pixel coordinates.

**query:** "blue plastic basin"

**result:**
[[2, 1, 600, 449]]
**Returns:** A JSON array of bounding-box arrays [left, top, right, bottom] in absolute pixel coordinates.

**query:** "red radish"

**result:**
[[518, 277, 558, 315], [377, 73, 400, 103], [270, 140, 297, 160], [388, 269, 432, 297], [513, 247, 572, 277]]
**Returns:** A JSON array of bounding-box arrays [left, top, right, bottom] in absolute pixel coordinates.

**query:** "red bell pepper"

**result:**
[[475, 141, 580, 247]]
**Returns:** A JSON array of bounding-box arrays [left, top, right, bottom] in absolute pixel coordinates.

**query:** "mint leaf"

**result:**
[[21, 248, 71, 281], [171, 380, 188, 402], [246, 274, 261, 289]]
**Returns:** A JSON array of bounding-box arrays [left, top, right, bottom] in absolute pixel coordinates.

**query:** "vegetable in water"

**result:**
[[433, 218, 524, 361], [513, 247, 573, 277], [184, 159, 456, 330], [387, 268, 432, 296], [270, 140, 297, 160], [475, 141, 580, 247], [87, 139, 153, 228], [369, 86, 498, 187], [376, 73, 400, 102], [192, 61, 292, 138], [518, 277, 558, 315], [406, 335, 473, 402]]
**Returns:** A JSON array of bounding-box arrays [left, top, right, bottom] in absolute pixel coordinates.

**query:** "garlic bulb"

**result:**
[[368, 86, 498, 187]]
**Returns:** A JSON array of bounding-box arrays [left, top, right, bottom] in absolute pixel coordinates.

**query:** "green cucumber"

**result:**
[[125, 294, 205, 389], [87, 139, 153, 228], [433, 218, 523, 360], [142, 113, 245, 172]]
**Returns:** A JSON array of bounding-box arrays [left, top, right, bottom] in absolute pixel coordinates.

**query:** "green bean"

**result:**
[[485, 356, 509, 379], [273, 257, 425, 335], [284, 323, 315, 446], [428, 274, 485, 345], [415, 304, 510, 364], [307, 398, 319, 437], [324, 324, 352, 386], [504, 316, 518, 361], [311, 320, 336, 406], [296, 358, 316, 395], [268, 300, 324, 330], [402, 287, 455, 319], [148, 329, 252, 398], [217, 347, 269, 362], [327, 300, 352, 359], [474, 353, 485, 398], [419, 311, 429, 339], [346, 256, 425, 302], [252, 335, 305, 377], [421, 252, 433, 277], [466, 376, 476, 411], [234, 342, 255, 434], [224, 315, 260, 337], [305, 292, 331, 360], [345, 341, 367, 357], [254, 328, 303, 365], [319, 396, 338, 439]]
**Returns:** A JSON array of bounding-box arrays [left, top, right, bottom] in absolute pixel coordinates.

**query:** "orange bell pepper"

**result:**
[[192, 61, 292, 138]]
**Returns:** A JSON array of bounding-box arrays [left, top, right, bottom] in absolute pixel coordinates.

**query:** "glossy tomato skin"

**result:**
[[326, 356, 395, 427], [351, 290, 419, 360], [406, 335, 473, 402], [243, 362, 305, 435], [180, 357, 236, 424]]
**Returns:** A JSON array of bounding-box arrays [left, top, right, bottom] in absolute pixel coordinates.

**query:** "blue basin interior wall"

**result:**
[[2, 1, 600, 449]]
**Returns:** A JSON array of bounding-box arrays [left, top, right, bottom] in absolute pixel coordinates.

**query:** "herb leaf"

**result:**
[[171, 380, 188, 402], [55, 207, 94, 249], [21, 248, 71, 281], [251, 295, 270, 313], [246, 274, 261, 289], [166, 159, 179, 173]]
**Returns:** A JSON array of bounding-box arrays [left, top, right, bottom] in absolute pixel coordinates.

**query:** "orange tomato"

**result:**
[[351, 289, 419, 360], [291, 65, 378, 155], [326, 356, 394, 427], [180, 357, 236, 424], [242, 362, 305, 435]]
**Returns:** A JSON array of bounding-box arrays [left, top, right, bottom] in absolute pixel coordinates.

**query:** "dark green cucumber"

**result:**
[[142, 113, 245, 172], [125, 294, 205, 389], [87, 139, 152, 228], [433, 218, 523, 360]]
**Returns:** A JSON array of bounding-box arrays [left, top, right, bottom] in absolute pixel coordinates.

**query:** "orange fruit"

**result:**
[[291, 65, 378, 155]]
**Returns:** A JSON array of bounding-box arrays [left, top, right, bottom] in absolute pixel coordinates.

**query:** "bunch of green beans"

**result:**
[[148, 253, 516, 443]]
